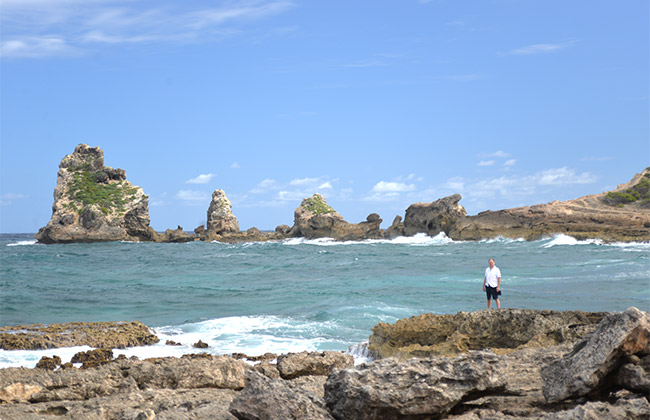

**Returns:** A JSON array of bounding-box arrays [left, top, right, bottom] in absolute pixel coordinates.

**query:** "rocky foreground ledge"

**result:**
[[1, 308, 648, 419]]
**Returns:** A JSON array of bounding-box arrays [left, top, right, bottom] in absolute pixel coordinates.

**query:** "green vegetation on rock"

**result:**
[[67, 169, 138, 215], [604, 172, 650, 207], [302, 194, 335, 215]]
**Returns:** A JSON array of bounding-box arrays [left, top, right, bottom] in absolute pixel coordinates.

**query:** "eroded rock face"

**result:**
[[369, 309, 606, 360], [542, 307, 650, 403], [229, 371, 334, 420], [324, 351, 505, 420], [277, 351, 354, 379], [403, 194, 467, 237], [35, 144, 155, 243], [290, 194, 382, 240], [207, 189, 240, 235]]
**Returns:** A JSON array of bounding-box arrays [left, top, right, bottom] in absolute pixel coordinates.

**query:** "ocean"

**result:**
[[1, 233, 648, 369]]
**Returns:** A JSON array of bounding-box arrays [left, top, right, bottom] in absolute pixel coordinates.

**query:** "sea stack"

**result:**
[[35, 144, 155, 243], [289, 193, 382, 240], [206, 189, 240, 236]]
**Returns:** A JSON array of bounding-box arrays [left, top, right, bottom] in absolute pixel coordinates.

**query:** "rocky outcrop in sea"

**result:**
[[1, 308, 648, 419], [35, 144, 156, 243], [35, 145, 650, 244]]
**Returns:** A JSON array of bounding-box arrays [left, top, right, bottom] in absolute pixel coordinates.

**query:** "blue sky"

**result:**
[[1, 0, 648, 233]]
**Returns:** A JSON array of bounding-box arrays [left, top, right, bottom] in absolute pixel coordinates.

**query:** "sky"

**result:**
[[0, 0, 648, 233]]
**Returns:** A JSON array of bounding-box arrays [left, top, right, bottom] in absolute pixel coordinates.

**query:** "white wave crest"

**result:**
[[347, 341, 374, 365], [282, 232, 453, 246], [480, 236, 525, 244], [542, 234, 603, 248], [6, 240, 38, 247]]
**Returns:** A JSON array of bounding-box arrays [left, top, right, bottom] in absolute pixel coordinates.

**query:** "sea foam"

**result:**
[[542, 234, 603, 248], [6, 240, 38, 247]]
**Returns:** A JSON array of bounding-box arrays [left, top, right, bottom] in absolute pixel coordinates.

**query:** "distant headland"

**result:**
[[35, 144, 650, 244]]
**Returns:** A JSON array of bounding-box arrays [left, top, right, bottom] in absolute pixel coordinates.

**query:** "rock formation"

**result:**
[[542, 307, 650, 402], [207, 189, 240, 236], [0, 321, 159, 350], [402, 193, 467, 237], [368, 309, 606, 359], [289, 194, 383, 240], [1, 311, 649, 419], [35, 144, 156, 243], [449, 168, 650, 242]]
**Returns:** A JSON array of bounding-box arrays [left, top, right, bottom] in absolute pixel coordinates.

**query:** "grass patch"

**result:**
[[301, 194, 335, 215], [67, 169, 138, 215]]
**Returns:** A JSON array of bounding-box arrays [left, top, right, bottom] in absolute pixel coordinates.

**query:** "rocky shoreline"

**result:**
[[1, 308, 648, 419], [35, 145, 650, 244]]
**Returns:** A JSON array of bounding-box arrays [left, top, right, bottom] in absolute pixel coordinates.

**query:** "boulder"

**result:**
[[207, 189, 240, 235], [369, 309, 606, 360], [616, 355, 650, 394], [229, 371, 334, 420], [542, 307, 650, 402], [539, 397, 650, 420], [403, 194, 466, 237], [276, 351, 354, 379], [35, 144, 156, 243], [71, 348, 114, 369], [35, 356, 61, 370], [324, 351, 505, 420], [159, 225, 195, 243]]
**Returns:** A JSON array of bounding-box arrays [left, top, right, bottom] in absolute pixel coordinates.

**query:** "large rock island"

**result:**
[[35, 144, 156, 243]]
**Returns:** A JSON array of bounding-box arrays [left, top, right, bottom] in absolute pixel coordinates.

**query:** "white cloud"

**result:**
[[175, 189, 209, 202], [0, 193, 29, 206], [478, 160, 495, 167], [0, 36, 76, 58], [482, 150, 510, 158], [535, 167, 596, 185], [290, 177, 319, 186], [372, 181, 416, 193], [318, 182, 333, 189], [250, 178, 279, 193], [505, 40, 580, 56], [185, 173, 215, 184], [504, 159, 517, 167], [1, 0, 295, 58], [444, 177, 465, 191], [230, 161, 241, 169]]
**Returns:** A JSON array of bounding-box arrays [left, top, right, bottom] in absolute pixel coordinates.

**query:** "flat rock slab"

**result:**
[[0, 321, 159, 350]]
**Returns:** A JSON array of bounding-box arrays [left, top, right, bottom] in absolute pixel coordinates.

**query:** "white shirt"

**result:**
[[485, 266, 501, 288]]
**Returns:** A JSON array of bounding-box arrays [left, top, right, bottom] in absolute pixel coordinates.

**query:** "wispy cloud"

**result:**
[[372, 181, 416, 193], [504, 40, 580, 56], [175, 189, 209, 203], [478, 160, 495, 167], [230, 162, 241, 169], [0, 193, 29, 206], [481, 150, 511, 158], [1, 0, 295, 58], [185, 173, 215, 184], [504, 159, 517, 167]]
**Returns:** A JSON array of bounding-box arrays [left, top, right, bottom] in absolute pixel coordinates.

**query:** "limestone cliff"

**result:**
[[450, 168, 650, 242], [35, 144, 155, 243], [289, 194, 382, 240]]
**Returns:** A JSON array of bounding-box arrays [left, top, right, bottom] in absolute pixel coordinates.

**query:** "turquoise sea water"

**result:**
[[1, 233, 649, 368]]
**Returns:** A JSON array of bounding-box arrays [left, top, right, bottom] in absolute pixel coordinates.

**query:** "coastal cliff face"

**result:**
[[35, 145, 155, 243], [449, 169, 650, 242], [402, 193, 467, 237]]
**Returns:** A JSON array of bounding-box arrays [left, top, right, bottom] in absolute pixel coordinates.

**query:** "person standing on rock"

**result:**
[[483, 258, 501, 309]]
